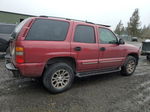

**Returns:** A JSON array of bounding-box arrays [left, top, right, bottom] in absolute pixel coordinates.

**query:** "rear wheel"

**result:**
[[43, 62, 74, 94], [121, 56, 137, 76]]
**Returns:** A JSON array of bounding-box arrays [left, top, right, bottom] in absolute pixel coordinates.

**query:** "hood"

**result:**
[[124, 43, 140, 52]]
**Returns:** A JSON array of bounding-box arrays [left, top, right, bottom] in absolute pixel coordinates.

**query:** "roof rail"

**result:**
[[70, 19, 85, 22], [96, 24, 111, 27], [39, 16, 85, 22], [38, 15, 110, 27], [85, 21, 95, 24], [39, 15, 48, 18], [49, 16, 69, 20], [85, 21, 110, 27], [41, 16, 71, 20]]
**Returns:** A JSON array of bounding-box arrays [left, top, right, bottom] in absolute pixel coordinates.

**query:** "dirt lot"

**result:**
[[0, 42, 150, 112]]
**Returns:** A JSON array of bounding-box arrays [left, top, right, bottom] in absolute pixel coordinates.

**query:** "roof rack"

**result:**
[[39, 15, 49, 18], [39, 15, 110, 27], [85, 21, 110, 27], [85, 21, 95, 24], [96, 24, 111, 27], [70, 19, 85, 22]]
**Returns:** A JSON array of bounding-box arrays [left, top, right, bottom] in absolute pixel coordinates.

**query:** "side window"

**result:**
[[99, 28, 118, 44], [26, 19, 69, 41], [74, 25, 95, 43]]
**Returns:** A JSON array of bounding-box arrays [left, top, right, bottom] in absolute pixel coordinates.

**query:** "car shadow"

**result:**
[[0, 71, 123, 96], [73, 72, 122, 88]]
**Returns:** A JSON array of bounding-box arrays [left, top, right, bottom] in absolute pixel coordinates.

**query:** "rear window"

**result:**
[[26, 19, 69, 41]]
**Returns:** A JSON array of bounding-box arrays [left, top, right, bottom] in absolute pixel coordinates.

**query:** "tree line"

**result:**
[[114, 8, 150, 39]]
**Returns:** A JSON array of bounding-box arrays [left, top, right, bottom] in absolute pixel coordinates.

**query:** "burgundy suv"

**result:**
[[5, 17, 140, 93]]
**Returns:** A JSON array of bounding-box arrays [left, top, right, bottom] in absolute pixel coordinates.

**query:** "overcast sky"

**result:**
[[0, 0, 150, 29]]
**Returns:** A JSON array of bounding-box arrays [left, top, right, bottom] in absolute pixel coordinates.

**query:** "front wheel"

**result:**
[[121, 56, 137, 76], [43, 62, 74, 94]]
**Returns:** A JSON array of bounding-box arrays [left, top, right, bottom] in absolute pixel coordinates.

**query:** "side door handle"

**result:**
[[74, 47, 81, 51], [100, 47, 106, 51]]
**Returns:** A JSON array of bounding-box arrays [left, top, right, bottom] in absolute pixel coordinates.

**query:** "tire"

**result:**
[[43, 62, 74, 94], [146, 55, 150, 60], [121, 56, 137, 76]]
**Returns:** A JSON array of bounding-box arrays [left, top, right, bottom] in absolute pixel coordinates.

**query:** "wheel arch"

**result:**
[[127, 53, 139, 65], [43, 57, 77, 73]]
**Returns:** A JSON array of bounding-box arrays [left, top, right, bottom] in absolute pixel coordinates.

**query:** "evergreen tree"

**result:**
[[141, 25, 150, 38], [127, 9, 141, 37], [114, 20, 124, 35]]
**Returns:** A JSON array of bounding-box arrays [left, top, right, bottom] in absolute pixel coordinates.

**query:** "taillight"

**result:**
[[15, 47, 24, 63]]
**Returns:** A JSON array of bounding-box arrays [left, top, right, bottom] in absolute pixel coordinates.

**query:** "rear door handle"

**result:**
[[100, 47, 106, 51], [74, 47, 81, 51]]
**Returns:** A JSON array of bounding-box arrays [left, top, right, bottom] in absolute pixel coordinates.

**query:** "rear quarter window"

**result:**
[[26, 19, 69, 41]]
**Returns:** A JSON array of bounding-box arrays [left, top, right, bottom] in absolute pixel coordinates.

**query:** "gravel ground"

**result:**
[[0, 42, 150, 112]]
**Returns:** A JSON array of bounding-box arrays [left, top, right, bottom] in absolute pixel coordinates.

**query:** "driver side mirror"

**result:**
[[118, 38, 125, 45]]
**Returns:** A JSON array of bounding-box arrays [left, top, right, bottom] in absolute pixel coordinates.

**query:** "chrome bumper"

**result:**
[[5, 54, 20, 77]]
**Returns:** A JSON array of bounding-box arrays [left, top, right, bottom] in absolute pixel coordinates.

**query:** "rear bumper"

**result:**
[[5, 54, 20, 77], [5, 54, 45, 77], [6, 62, 18, 71]]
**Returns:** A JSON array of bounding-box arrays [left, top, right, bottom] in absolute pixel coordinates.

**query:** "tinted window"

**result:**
[[26, 19, 69, 41], [99, 28, 118, 44], [74, 25, 95, 43]]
